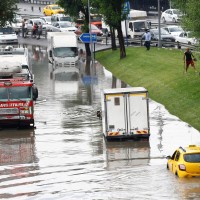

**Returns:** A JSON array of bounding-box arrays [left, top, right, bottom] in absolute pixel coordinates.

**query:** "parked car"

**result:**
[[161, 9, 182, 23], [10, 14, 23, 34], [166, 145, 200, 178], [40, 16, 52, 25], [51, 21, 77, 32], [162, 25, 184, 37], [75, 24, 103, 36], [175, 32, 197, 45], [43, 4, 64, 16], [0, 26, 18, 44], [142, 28, 175, 47], [51, 14, 72, 23]]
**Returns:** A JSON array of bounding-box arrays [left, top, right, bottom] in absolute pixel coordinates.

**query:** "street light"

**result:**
[[88, 0, 94, 62], [157, 0, 162, 48]]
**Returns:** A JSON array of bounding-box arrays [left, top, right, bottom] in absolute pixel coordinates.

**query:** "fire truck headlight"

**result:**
[[20, 107, 32, 114]]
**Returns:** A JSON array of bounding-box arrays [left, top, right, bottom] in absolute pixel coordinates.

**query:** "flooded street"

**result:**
[[0, 44, 200, 200]]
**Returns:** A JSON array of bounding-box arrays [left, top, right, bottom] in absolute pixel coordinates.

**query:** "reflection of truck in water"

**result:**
[[99, 87, 150, 140], [0, 130, 37, 165], [0, 46, 38, 127], [104, 141, 150, 169], [47, 32, 78, 68]]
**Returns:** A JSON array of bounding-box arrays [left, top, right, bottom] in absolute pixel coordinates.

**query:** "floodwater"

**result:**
[[0, 44, 200, 200]]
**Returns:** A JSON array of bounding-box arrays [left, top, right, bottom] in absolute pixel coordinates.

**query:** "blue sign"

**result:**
[[123, 1, 130, 13], [79, 33, 97, 43]]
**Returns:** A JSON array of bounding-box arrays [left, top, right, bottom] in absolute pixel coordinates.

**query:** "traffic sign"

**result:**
[[123, 0, 130, 13], [79, 33, 97, 43]]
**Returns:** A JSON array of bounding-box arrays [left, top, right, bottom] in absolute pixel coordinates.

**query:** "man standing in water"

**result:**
[[183, 48, 197, 73]]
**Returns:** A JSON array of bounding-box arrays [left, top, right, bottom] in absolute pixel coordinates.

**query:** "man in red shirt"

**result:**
[[183, 48, 197, 73]]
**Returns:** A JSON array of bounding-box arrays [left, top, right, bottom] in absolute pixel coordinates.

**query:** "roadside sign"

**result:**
[[79, 33, 97, 43], [123, 1, 130, 13]]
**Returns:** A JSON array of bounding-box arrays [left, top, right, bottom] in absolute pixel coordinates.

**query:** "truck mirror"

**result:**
[[49, 50, 52, 57], [32, 86, 38, 101], [96, 110, 102, 119]]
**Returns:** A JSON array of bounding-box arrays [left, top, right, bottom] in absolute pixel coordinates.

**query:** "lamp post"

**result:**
[[88, 0, 94, 62], [158, 0, 162, 48]]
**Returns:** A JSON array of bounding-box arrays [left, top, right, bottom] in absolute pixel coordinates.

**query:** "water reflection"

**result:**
[[104, 140, 150, 169], [0, 43, 200, 199]]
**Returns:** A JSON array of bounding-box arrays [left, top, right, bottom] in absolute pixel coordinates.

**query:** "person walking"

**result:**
[[183, 48, 197, 73], [143, 29, 151, 51], [21, 19, 25, 38], [37, 22, 42, 39], [32, 23, 38, 38]]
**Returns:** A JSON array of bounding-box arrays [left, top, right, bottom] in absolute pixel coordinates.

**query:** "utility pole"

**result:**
[[158, 0, 162, 48]]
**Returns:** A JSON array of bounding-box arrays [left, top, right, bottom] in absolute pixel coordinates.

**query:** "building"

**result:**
[[130, 0, 170, 15]]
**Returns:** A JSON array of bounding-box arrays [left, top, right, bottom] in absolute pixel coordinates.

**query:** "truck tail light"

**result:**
[[179, 164, 186, 171]]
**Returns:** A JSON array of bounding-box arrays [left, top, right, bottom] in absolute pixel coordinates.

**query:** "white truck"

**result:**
[[47, 32, 79, 68], [0, 46, 33, 81], [98, 87, 150, 141], [121, 9, 150, 38]]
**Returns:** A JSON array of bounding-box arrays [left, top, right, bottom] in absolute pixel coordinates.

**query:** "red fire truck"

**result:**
[[0, 79, 38, 127], [0, 46, 38, 128]]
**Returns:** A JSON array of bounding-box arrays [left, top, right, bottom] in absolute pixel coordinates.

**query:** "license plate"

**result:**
[[0, 108, 19, 114]]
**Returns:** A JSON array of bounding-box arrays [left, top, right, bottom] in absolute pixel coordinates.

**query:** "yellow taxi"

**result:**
[[167, 145, 200, 178], [43, 4, 64, 16]]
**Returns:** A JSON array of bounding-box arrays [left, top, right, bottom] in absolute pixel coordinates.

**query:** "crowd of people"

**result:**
[[21, 19, 43, 39]]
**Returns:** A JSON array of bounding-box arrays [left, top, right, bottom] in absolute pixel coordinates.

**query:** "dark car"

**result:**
[[142, 28, 176, 47]]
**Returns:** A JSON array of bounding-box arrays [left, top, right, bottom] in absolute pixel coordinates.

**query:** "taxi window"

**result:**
[[184, 154, 200, 162], [175, 151, 180, 161]]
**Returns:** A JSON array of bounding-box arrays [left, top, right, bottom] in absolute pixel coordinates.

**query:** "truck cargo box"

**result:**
[[100, 87, 150, 141]]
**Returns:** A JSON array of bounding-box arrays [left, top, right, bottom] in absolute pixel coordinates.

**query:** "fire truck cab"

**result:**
[[0, 46, 38, 128]]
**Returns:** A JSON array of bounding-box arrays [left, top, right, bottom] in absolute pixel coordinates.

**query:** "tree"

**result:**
[[0, 0, 19, 27], [95, 0, 127, 59], [58, 0, 92, 58], [172, 0, 200, 38]]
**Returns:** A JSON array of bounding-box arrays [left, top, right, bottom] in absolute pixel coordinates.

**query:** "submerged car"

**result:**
[[166, 145, 200, 178], [0, 27, 18, 44]]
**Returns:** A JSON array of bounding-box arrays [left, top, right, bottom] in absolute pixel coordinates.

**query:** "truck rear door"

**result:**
[[105, 94, 126, 136], [127, 92, 149, 135]]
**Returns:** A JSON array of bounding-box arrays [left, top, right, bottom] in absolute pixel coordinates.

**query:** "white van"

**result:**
[[47, 32, 78, 67]]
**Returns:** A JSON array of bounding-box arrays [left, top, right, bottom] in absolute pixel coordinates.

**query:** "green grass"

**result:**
[[96, 47, 200, 131]]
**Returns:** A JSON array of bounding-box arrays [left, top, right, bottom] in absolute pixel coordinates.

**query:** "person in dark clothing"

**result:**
[[183, 48, 197, 73], [37, 22, 42, 39]]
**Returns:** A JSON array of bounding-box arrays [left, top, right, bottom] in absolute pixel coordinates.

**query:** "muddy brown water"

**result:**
[[0, 45, 200, 199]]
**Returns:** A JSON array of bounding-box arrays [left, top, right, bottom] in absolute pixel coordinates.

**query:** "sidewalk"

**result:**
[[17, 2, 47, 17]]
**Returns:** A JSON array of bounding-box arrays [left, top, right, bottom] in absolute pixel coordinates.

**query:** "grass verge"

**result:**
[[96, 46, 200, 132]]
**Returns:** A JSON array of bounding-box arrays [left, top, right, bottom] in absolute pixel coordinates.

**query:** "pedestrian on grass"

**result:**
[[183, 48, 197, 73], [143, 29, 151, 51]]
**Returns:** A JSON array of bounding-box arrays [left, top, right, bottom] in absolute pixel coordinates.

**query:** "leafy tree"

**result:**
[[95, 0, 127, 59], [58, 0, 92, 57], [172, 0, 200, 38], [0, 0, 19, 27]]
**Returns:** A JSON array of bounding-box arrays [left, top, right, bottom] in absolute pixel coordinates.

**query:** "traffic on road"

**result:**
[[0, 2, 200, 199]]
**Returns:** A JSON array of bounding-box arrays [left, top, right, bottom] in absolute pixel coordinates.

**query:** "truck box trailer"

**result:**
[[100, 87, 150, 141]]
